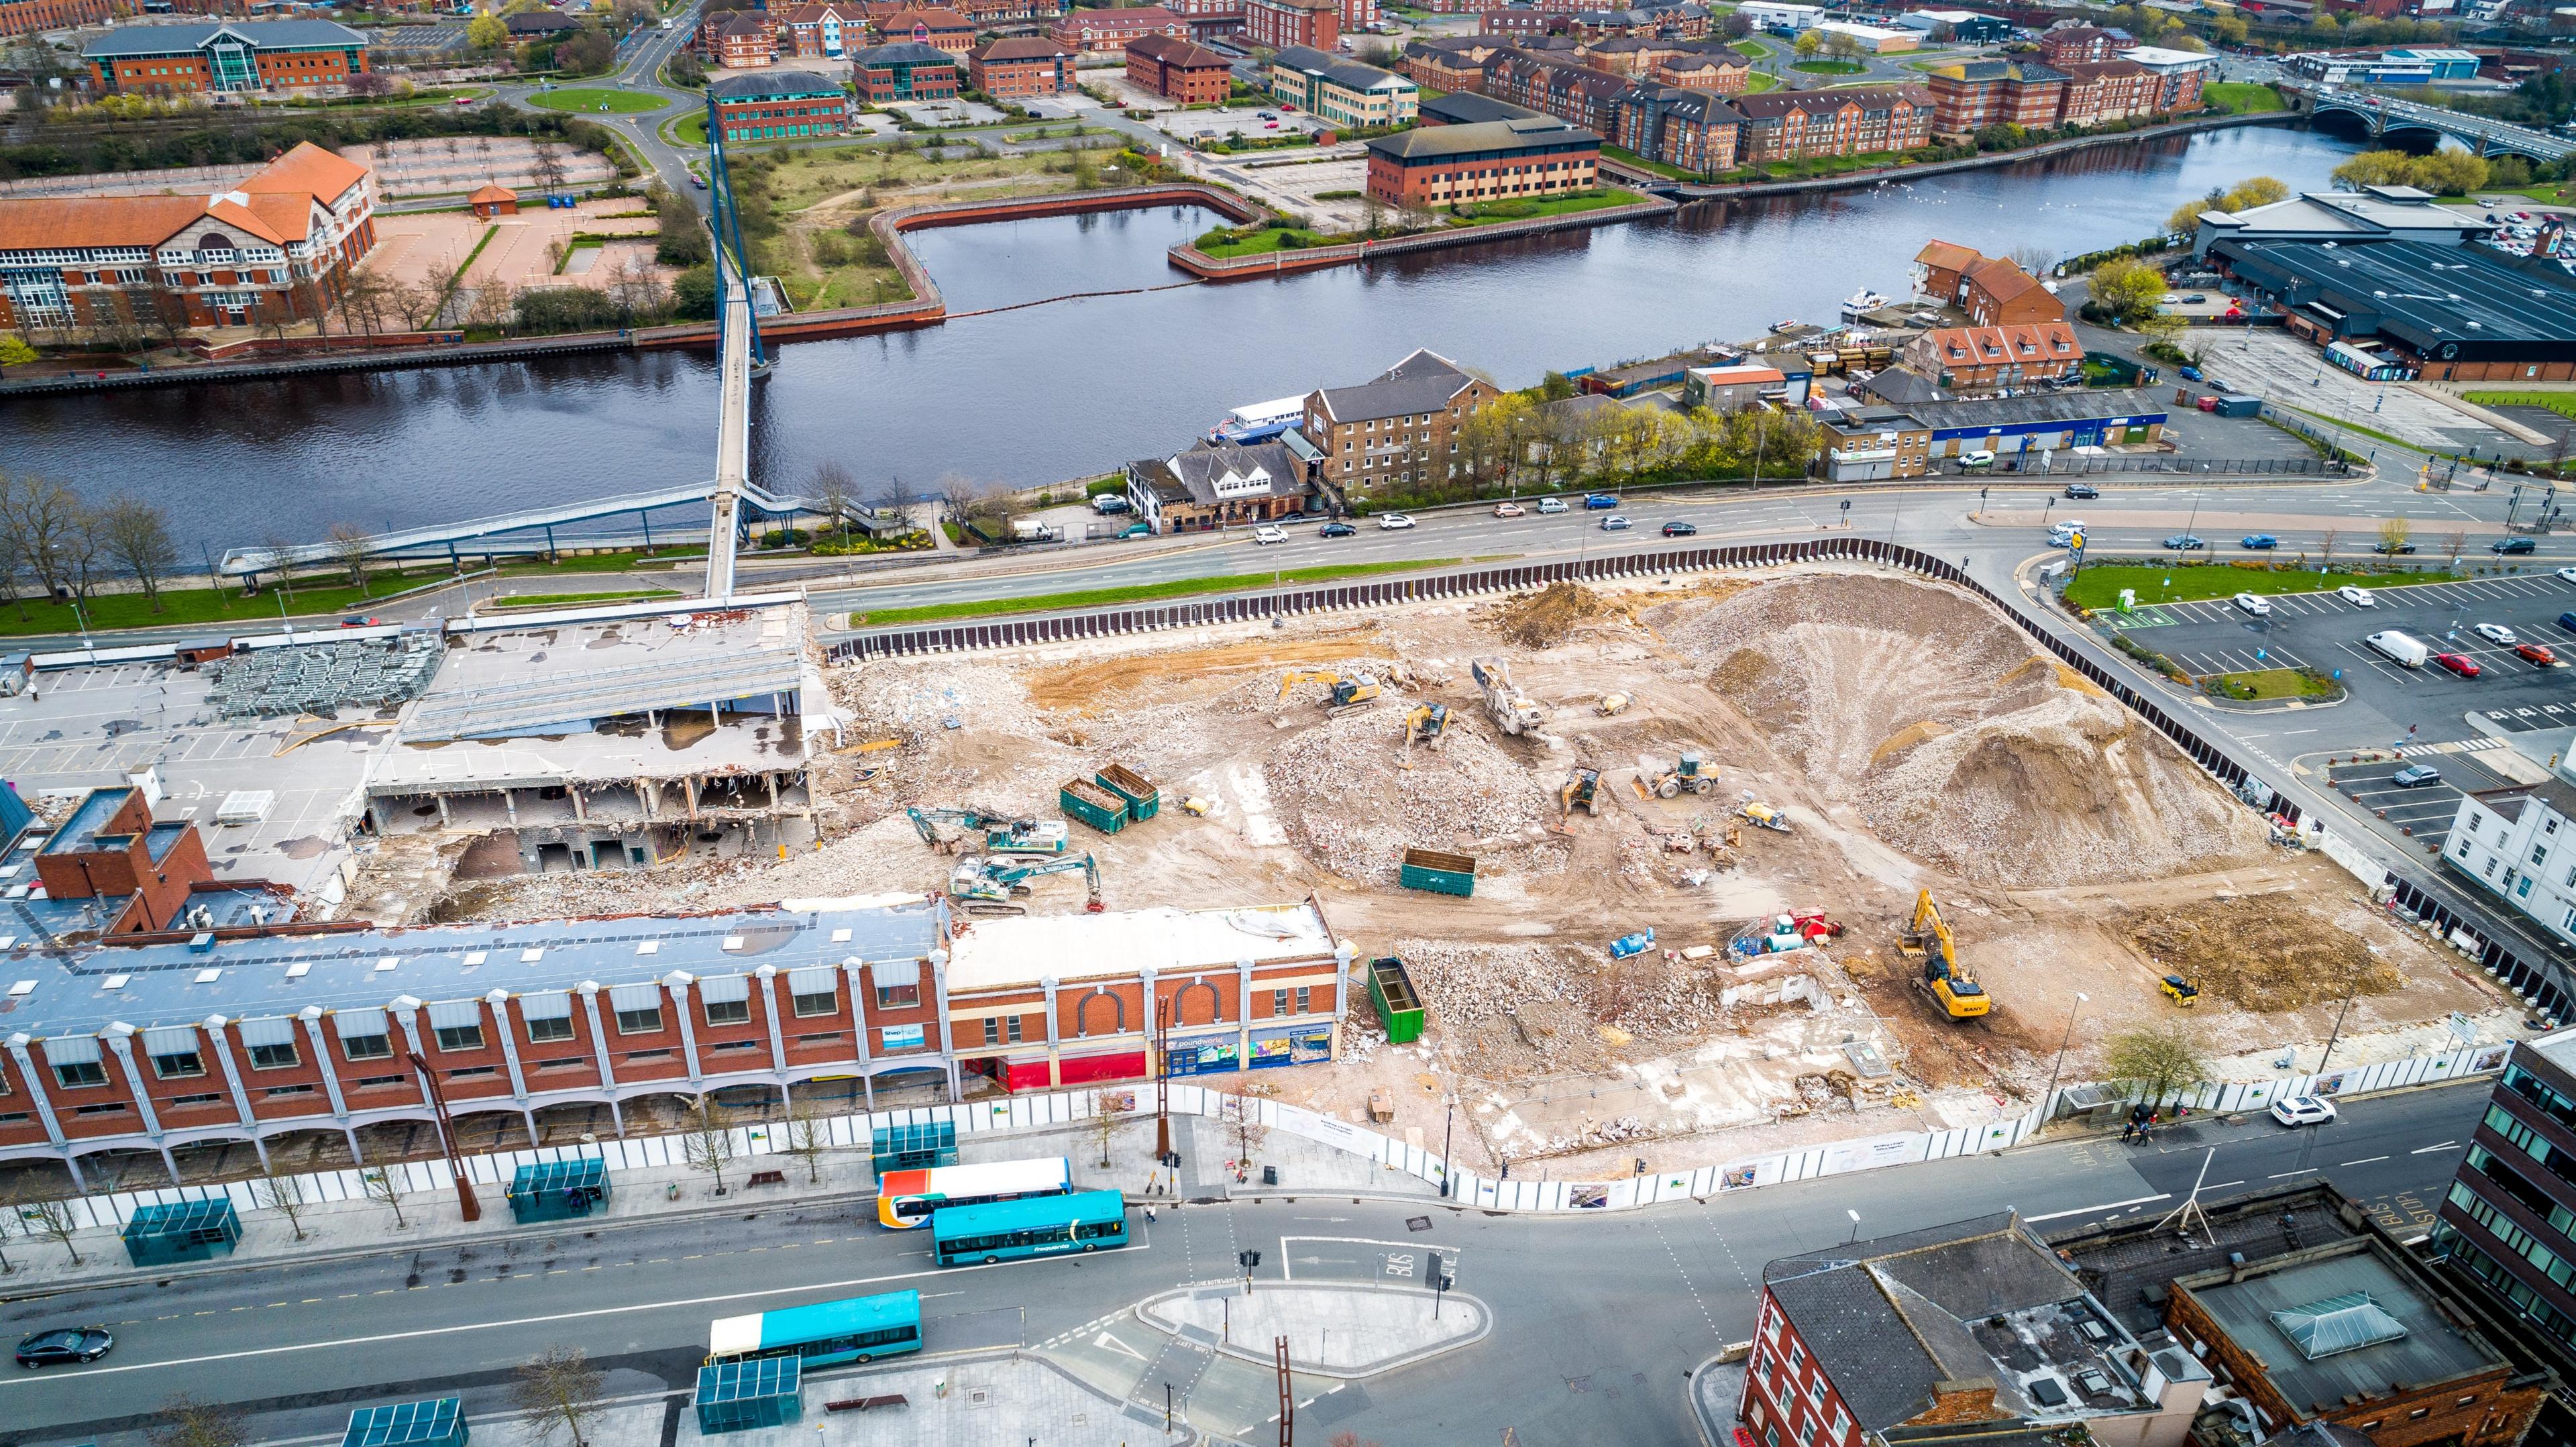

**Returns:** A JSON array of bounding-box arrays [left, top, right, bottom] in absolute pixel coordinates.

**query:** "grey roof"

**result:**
[[1903, 386, 2166, 433], [0, 899, 945, 1045], [2045, 1183, 2367, 1338], [84, 19, 367, 55], [1419, 91, 1544, 125], [1148, 439, 1309, 505], [505, 12, 582, 32], [2178, 1242, 2505, 1419], [1367, 115, 1597, 162], [1311, 349, 1479, 423], [852, 41, 959, 65], [710, 70, 845, 99], [2204, 191, 2491, 242], [1271, 44, 1413, 92], [2212, 237, 2576, 358], [1858, 366, 1946, 405]]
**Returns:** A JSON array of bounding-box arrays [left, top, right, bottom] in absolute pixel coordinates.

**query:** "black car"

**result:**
[[1318, 521, 1356, 538], [2492, 537, 2538, 555], [1661, 521, 1698, 537], [2062, 484, 2098, 500], [16, 1328, 113, 1369], [2372, 541, 2421, 555]]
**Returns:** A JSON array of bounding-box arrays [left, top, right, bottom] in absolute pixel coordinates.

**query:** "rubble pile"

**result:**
[[1264, 704, 1550, 881], [426, 812, 938, 924], [1491, 582, 1609, 649], [2125, 894, 2404, 1012]]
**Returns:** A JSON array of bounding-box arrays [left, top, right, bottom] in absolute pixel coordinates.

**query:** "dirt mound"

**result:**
[[1662, 572, 2269, 888], [1399, 938, 1720, 1079], [2123, 894, 2404, 1012], [1263, 703, 1552, 882], [1494, 583, 1609, 649]]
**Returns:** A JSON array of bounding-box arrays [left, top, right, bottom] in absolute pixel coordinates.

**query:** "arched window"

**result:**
[[1075, 988, 1124, 1037], [1172, 979, 1222, 1027], [197, 233, 233, 253]]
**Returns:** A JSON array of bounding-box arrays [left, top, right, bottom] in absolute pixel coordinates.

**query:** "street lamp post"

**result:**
[[1439, 1094, 1456, 1198]]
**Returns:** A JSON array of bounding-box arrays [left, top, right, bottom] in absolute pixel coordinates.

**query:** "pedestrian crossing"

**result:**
[[2394, 737, 2514, 758]]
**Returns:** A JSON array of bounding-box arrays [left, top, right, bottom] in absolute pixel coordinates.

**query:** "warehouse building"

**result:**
[[1905, 387, 2168, 458], [2211, 235, 2576, 382]]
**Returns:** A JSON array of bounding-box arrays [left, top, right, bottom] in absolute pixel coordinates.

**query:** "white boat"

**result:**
[[1840, 289, 1890, 319]]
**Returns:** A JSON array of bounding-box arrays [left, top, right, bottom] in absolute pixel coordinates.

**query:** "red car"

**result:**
[[2518, 642, 2559, 666], [2434, 651, 2481, 678]]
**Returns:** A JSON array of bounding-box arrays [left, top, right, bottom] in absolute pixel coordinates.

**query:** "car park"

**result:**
[[2161, 292, 2181, 305], [1601, 515, 1631, 531], [2164, 535, 2206, 551], [2476, 623, 2519, 645], [1661, 521, 1698, 537], [2493, 537, 2538, 555], [1318, 521, 1355, 538], [2435, 651, 2482, 678], [1252, 525, 1287, 545], [2369, 630, 2430, 667], [2270, 1095, 2337, 1128], [1090, 494, 1132, 515], [1377, 513, 1415, 530], [2062, 483, 2098, 499], [15, 1328, 113, 1369], [1493, 502, 1525, 518], [2518, 642, 2561, 666], [2392, 764, 2443, 788], [2239, 534, 2277, 550], [2233, 592, 2271, 616], [1583, 493, 1619, 508], [1537, 497, 1570, 514]]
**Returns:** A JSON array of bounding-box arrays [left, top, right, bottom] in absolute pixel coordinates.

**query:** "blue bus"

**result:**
[[930, 1189, 1129, 1267], [706, 1289, 922, 1366]]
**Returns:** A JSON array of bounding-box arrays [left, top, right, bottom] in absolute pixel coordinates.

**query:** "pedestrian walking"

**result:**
[[1145, 1205, 1157, 1224]]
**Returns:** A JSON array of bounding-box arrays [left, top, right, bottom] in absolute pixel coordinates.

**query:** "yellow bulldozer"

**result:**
[[1559, 766, 1603, 820], [1898, 890, 1990, 1020], [1279, 669, 1381, 712]]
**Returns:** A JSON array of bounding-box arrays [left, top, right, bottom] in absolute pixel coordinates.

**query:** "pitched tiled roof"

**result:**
[[851, 40, 959, 64], [469, 182, 519, 204], [877, 5, 973, 28], [1916, 322, 2079, 366], [1915, 237, 1981, 273], [1124, 32, 1230, 66], [1274, 44, 1413, 91], [243, 141, 369, 207], [1313, 350, 1483, 423], [1735, 85, 1928, 118], [1965, 254, 2050, 307], [710, 68, 845, 98], [0, 195, 211, 251]]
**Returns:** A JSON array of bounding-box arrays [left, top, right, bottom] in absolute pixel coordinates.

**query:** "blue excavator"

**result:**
[[948, 853, 1104, 916], [905, 806, 1069, 857]]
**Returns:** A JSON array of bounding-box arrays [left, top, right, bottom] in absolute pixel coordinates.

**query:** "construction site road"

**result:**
[[0, 1079, 2490, 1447]]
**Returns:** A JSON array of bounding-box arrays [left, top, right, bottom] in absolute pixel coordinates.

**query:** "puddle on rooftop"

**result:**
[[276, 836, 332, 860]]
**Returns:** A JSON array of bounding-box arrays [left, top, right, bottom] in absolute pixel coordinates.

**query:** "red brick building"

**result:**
[[1050, 3, 1188, 52], [1124, 32, 1235, 103], [970, 36, 1075, 95], [1902, 322, 2082, 392], [1241, 0, 1337, 52], [2036, 23, 2112, 64], [1364, 115, 1600, 209], [774, 2, 865, 58], [1480, 48, 1629, 136], [850, 40, 961, 99], [0, 0, 113, 39], [704, 11, 778, 67], [2053, 58, 2158, 125], [1652, 46, 1752, 93], [1401, 35, 1503, 89], [1164, 0, 1246, 40], [85, 19, 370, 95], [943, 0, 1067, 28], [1925, 58, 2066, 138], [709, 70, 849, 141], [1481, 7, 1559, 36], [1618, 84, 1740, 174], [869, 6, 977, 53]]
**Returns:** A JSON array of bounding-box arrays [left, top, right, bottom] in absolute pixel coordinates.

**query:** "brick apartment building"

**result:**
[[705, 11, 779, 67], [1482, 47, 1631, 136], [774, 3, 864, 59], [1242, 0, 1339, 52], [1902, 322, 2081, 392], [1124, 32, 1234, 104], [1163, 0, 1248, 40], [1051, 3, 1188, 52], [869, 6, 977, 52], [1911, 239, 2064, 324], [0, 142, 377, 333], [1297, 349, 1504, 497], [940, 0, 1067, 29], [1481, 6, 1561, 35], [0, 0, 113, 38], [709, 71, 849, 142], [1733, 86, 1931, 163], [1365, 114, 1601, 207], [1618, 84, 1739, 173], [85, 20, 370, 95], [970, 36, 1075, 96], [2037, 23, 2112, 64], [2054, 58, 2159, 125], [850, 41, 962, 98], [1925, 57, 2067, 137], [1401, 35, 1505, 89]]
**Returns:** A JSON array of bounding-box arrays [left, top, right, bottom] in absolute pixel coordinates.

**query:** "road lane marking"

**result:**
[[2023, 1193, 2171, 1223], [2208, 1181, 2245, 1190], [2342, 1156, 2389, 1166], [2268, 1168, 2318, 1179], [2410, 1140, 2460, 1154]]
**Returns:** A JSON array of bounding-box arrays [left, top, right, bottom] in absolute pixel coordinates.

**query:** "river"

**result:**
[[4, 124, 2357, 545]]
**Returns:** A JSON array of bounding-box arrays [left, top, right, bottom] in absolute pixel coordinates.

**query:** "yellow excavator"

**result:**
[[1279, 669, 1381, 711], [1399, 702, 1449, 771], [1559, 767, 1603, 820], [1898, 890, 1990, 1020]]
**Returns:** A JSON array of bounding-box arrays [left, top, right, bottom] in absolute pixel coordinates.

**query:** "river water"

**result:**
[[5, 125, 2356, 545]]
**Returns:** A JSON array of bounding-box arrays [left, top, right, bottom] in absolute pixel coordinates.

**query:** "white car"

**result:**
[[1959, 449, 1996, 468], [1537, 497, 1570, 514], [2558, 566, 2576, 584], [1377, 513, 1415, 531], [2271, 1095, 2337, 1128], [2233, 592, 2271, 617], [2337, 586, 2376, 608], [2475, 623, 2518, 645], [1251, 525, 1287, 545]]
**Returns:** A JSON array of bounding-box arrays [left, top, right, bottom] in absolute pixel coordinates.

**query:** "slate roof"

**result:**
[[84, 19, 366, 55], [1857, 366, 1945, 405], [1904, 387, 2165, 431], [1273, 44, 1414, 91], [851, 40, 959, 64], [1419, 90, 1544, 124], [1311, 349, 1481, 423], [975, 36, 1073, 59], [709, 69, 846, 99], [1161, 439, 1309, 504], [1124, 32, 1231, 66], [1367, 115, 1595, 162]]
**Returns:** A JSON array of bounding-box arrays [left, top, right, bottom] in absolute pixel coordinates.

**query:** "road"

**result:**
[[0, 1081, 2491, 1447], [484, 5, 711, 203]]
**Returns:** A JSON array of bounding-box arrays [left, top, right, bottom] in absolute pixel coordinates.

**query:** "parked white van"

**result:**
[[2367, 630, 2431, 667]]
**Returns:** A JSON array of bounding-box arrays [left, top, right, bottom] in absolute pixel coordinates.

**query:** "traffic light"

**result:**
[[1238, 1249, 1261, 1271]]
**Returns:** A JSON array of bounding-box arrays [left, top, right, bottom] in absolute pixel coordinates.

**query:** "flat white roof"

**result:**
[[2529, 1031, 2576, 1067], [1818, 19, 1911, 35], [2123, 44, 2216, 68], [946, 902, 1338, 994]]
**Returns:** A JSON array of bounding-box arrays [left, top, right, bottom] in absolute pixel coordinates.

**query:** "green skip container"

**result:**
[[1368, 956, 1426, 1044], [1061, 777, 1130, 834], [1095, 762, 1162, 822], [1399, 847, 1477, 897]]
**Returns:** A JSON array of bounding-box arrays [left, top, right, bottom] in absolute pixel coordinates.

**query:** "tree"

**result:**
[[467, 13, 507, 50], [781, 1095, 832, 1185], [2102, 1024, 2208, 1106], [256, 1161, 313, 1240], [96, 494, 177, 613], [0, 519, 31, 623], [2007, 243, 2055, 278], [2411, 148, 2489, 197], [1220, 1075, 1269, 1184], [363, 1163, 411, 1230], [2332, 149, 2419, 193], [2135, 312, 2190, 356], [0, 333, 36, 369], [1794, 28, 1823, 56], [1825, 29, 1862, 60], [1722, 11, 1751, 36], [2219, 176, 2288, 213], [2086, 256, 2167, 323], [682, 1093, 737, 1194], [532, 140, 571, 199], [2443, 529, 2467, 568], [2379, 517, 2413, 555], [328, 521, 374, 592], [2317, 526, 2338, 568], [9, 1185, 83, 1265], [810, 461, 857, 547], [261, 532, 303, 599], [558, 28, 618, 76], [511, 1346, 607, 1447], [149, 1397, 247, 1447], [0, 472, 82, 602]]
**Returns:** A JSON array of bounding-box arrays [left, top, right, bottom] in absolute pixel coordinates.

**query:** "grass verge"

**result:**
[[2203, 667, 2338, 701], [2065, 563, 2461, 610], [851, 557, 1464, 625], [529, 87, 667, 114], [487, 588, 683, 608], [2464, 390, 2576, 421], [1790, 60, 1864, 74], [2277, 404, 2416, 453], [2201, 83, 2285, 114]]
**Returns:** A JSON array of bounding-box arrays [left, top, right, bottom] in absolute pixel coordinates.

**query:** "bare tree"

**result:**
[[2316, 526, 2338, 569], [811, 461, 857, 547], [780, 1095, 830, 1185], [10, 1186, 85, 1265], [531, 140, 570, 199], [255, 1161, 313, 1240], [0, 527, 32, 622], [0, 1191, 15, 1274], [2444, 530, 2468, 570], [2007, 243, 2055, 278], [1220, 1075, 1268, 1184], [148, 1396, 248, 1447], [1091, 1087, 1130, 1170], [363, 1163, 411, 1230], [59, 498, 104, 606], [682, 1093, 737, 1194], [260, 532, 303, 599], [0, 472, 83, 602], [511, 1346, 607, 1447], [328, 521, 374, 592], [98, 494, 178, 613]]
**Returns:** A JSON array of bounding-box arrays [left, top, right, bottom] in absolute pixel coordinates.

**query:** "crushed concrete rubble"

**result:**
[[1265, 707, 1554, 883]]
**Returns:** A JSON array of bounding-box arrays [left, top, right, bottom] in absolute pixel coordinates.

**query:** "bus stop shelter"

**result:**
[[695, 1358, 801, 1434], [871, 1120, 955, 1177], [505, 1157, 608, 1224], [121, 1198, 241, 1267], [342, 1399, 468, 1447]]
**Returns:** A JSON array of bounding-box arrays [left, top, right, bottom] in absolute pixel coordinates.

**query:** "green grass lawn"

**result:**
[[488, 588, 682, 608], [1745, 71, 1782, 93], [0, 574, 437, 636], [1602, 142, 1694, 180], [1195, 225, 1336, 258], [1450, 187, 1642, 223], [851, 557, 1465, 625], [2204, 667, 2339, 700], [2436, 182, 2575, 205], [1735, 37, 1774, 58], [2201, 82, 2285, 114], [2464, 390, 2576, 421], [2065, 564, 2459, 611], [1791, 59, 1865, 74], [672, 111, 709, 146], [529, 87, 667, 114]]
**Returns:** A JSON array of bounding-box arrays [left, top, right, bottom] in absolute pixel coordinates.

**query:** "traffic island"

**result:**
[[1136, 1281, 1489, 1376]]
